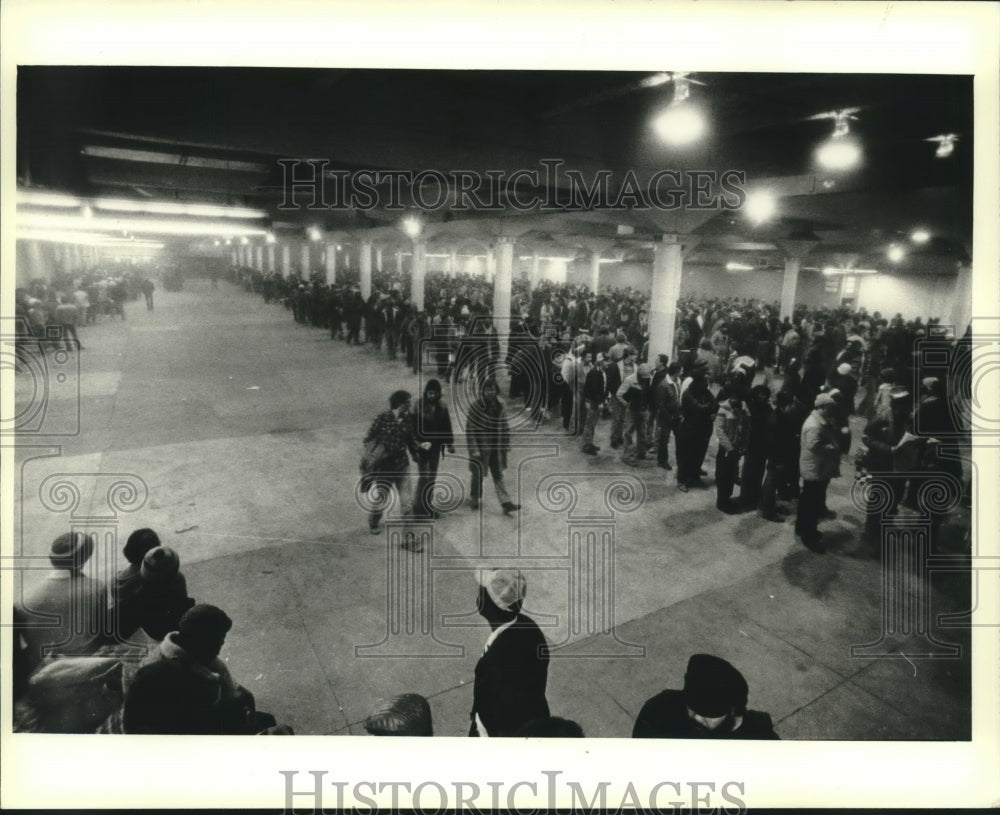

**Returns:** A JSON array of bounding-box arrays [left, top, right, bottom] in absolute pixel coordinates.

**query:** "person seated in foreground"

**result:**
[[632, 653, 779, 739]]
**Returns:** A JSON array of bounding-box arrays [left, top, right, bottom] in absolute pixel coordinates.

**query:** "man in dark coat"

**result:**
[[632, 653, 779, 739], [466, 380, 520, 515], [410, 379, 455, 519], [677, 363, 717, 491], [470, 569, 549, 737], [123, 604, 275, 735]]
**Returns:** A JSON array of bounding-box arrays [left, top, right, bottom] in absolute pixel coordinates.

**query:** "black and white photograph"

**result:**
[[2, 1, 998, 810]]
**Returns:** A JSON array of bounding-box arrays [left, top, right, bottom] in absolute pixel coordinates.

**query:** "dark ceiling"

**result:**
[[16, 66, 974, 270]]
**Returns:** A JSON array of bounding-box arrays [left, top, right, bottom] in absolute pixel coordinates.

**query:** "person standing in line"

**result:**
[[677, 362, 717, 492], [713, 388, 749, 514], [581, 352, 609, 455], [618, 363, 654, 467], [410, 379, 455, 519], [466, 379, 521, 516], [795, 393, 843, 553]]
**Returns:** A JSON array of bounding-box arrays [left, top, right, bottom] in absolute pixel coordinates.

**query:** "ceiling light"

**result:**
[[81, 145, 266, 173], [402, 216, 422, 239], [18, 211, 268, 238], [823, 267, 878, 275], [811, 108, 862, 172], [17, 190, 83, 208], [93, 197, 267, 219], [744, 191, 777, 224], [911, 229, 930, 244], [926, 133, 958, 158], [652, 103, 706, 146], [214, 239, 220, 246], [240, 236, 249, 245], [816, 138, 861, 171], [887, 245, 905, 263], [726, 262, 755, 272], [308, 226, 322, 242]]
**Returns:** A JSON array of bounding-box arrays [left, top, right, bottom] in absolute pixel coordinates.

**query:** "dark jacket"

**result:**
[[471, 614, 550, 737], [632, 689, 779, 739], [584, 365, 608, 405], [466, 397, 511, 456]]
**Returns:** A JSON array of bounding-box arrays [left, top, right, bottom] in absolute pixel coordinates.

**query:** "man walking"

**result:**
[[467, 380, 520, 516], [411, 379, 455, 519]]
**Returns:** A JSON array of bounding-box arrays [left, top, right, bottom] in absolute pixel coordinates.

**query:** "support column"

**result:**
[[359, 242, 373, 300], [267, 244, 276, 273], [780, 257, 800, 323], [281, 244, 291, 278], [231, 249, 238, 267], [949, 264, 973, 335], [493, 236, 514, 361], [590, 250, 601, 293], [376, 247, 384, 273], [649, 235, 684, 363], [530, 250, 541, 291], [486, 248, 496, 282], [411, 241, 426, 312], [255, 246, 263, 272], [449, 247, 458, 278], [325, 243, 337, 286], [776, 238, 819, 324], [395, 249, 403, 276], [300, 244, 310, 278]]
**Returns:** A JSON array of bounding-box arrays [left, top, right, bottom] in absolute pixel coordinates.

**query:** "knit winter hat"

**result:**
[[178, 604, 232, 640], [683, 654, 749, 717], [49, 532, 95, 570], [123, 528, 161, 566], [141, 546, 180, 582]]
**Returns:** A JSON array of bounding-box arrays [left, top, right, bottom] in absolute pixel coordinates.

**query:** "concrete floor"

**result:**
[[13, 279, 972, 738]]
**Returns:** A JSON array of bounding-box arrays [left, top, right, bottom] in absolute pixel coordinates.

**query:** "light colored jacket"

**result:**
[[799, 409, 842, 481]]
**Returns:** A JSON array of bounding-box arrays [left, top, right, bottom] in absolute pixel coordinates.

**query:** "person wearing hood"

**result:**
[[410, 379, 455, 519]]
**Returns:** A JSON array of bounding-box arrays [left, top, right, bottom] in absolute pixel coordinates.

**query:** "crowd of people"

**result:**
[[13, 267, 160, 359], [232, 263, 970, 556], [12, 531, 777, 739], [10, 262, 971, 737]]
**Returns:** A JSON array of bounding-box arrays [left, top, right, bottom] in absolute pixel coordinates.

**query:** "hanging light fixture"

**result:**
[[811, 108, 862, 171], [925, 133, 958, 158], [651, 73, 707, 147]]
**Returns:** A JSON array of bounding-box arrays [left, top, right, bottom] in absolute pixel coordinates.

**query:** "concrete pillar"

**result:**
[[486, 248, 496, 282], [267, 244, 276, 273], [649, 234, 684, 363], [590, 250, 601, 293], [359, 242, 372, 300], [530, 250, 541, 290], [231, 249, 238, 267], [395, 249, 403, 276], [411, 241, 426, 312], [776, 239, 818, 323], [376, 247, 384, 273], [780, 257, 800, 323], [300, 244, 310, 277], [326, 243, 337, 285], [493, 236, 514, 361], [255, 246, 263, 272], [449, 248, 458, 277], [281, 244, 291, 278], [949, 264, 973, 335]]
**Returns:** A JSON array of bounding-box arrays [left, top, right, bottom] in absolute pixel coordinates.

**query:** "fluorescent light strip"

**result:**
[[822, 267, 878, 275], [93, 198, 267, 219], [81, 145, 266, 173], [17, 228, 164, 249], [19, 211, 267, 238], [17, 191, 84, 208], [726, 262, 755, 271]]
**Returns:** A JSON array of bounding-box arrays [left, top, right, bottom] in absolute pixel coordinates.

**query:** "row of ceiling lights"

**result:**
[[648, 73, 959, 172]]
